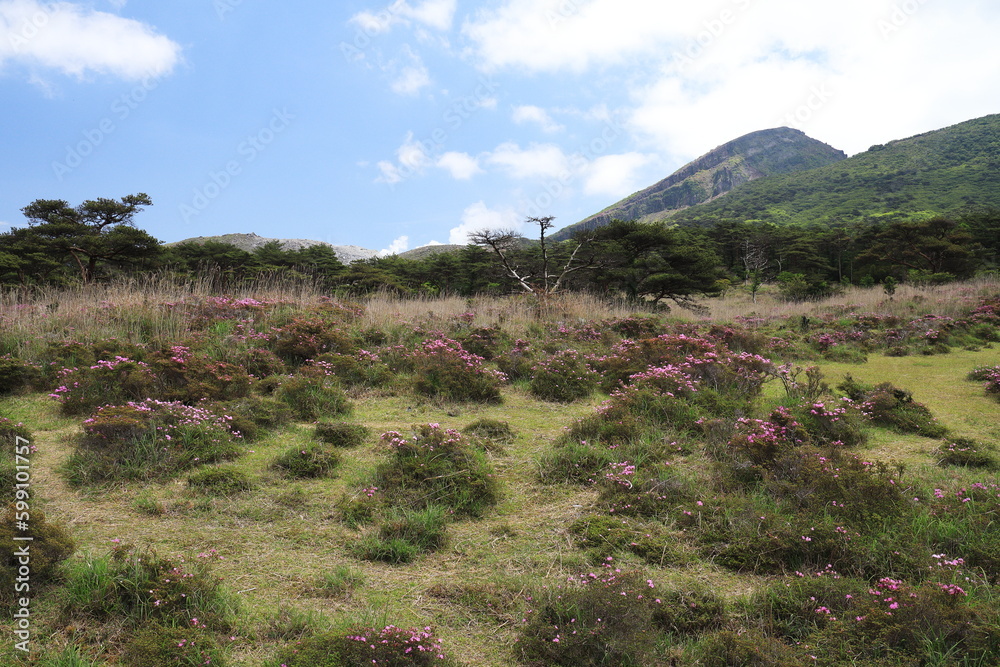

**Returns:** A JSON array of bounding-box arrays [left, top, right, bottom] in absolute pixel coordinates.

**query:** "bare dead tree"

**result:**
[[469, 216, 595, 300], [740, 238, 771, 304]]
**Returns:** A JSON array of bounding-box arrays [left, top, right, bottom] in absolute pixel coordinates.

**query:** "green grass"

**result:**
[[2, 286, 999, 666]]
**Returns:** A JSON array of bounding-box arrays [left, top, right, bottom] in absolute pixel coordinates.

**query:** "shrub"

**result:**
[[229, 346, 287, 379], [274, 375, 352, 421], [0, 417, 32, 490], [838, 376, 947, 437], [187, 466, 256, 494], [464, 418, 515, 452], [495, 337, 535, 381], [271, 315, 355, 364], [312, 350, 394, 388], [48, 356, 156, 416], [272, 444, 341, 479], [216, 395, 292, 441], [982, 367, 1000, 400], [272, 624, 447, 666], [529, 350, 597, 402], [311, 565, 364, 598], [145, 345, 253, 403], [353, 505, 449, 564], [693, 630, 801, 667], [835, 577, 983, 662], [569, 513, 685, 566], [967, 365, 1000, 382], [66, 400, 243, 485], [935, 438, 998, 469], [456, 325, 511, 360], [652, 586, 727, 635], [537, 438, 619, 485], [793, 398, 868, 448], [604, 315, 663, 339], [593, 334, 774, 396], [748, 571, 866, 641], [518, 568, 663, 667], [314, 421, 370, 448], [375, 425, 501, 517], [410, 338, 504, 403], [0, 354, 40, 394], [120, 623, 225, 667], [0, 504, 75, 601], [61, 545, 232, 624], [725, 406, 810, 467]]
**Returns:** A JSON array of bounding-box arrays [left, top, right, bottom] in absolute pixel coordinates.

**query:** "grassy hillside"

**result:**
[[670, 113, 1000, 227], [554, 127, 846, 240], [2, 278, 1000, 666]]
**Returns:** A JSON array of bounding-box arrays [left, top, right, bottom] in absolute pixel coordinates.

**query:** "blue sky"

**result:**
[[2, 0, 999, 255]]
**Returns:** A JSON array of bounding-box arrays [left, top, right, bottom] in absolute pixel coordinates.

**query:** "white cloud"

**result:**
[[375, 132, 432, 184], [436, 151, 482, 179], [448, 201, 522, 245], [387, 44, 430, 95], [583, 152, 656, 198], [376, 160, 404, 185], [486, 142, 570, 180], [512, 105, 564, 132], [350, 0, 457, 35], [399, 0, 457, 31], [379, 235, 410, 256], [463, 0, 1000, 161], [0, 0, 181, 81], [462, 0, 706, 73]]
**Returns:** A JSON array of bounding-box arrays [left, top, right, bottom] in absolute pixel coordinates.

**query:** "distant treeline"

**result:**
[[2, 194, 998, 303]]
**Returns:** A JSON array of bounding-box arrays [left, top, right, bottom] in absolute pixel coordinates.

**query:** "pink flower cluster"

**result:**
[[345, 625, 445, 660]]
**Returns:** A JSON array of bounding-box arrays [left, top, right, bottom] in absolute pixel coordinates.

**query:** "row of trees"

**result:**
[[1, 194, 997, 305]]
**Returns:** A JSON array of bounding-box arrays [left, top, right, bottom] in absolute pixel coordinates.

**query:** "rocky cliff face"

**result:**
[[553, 127, 846, 240]]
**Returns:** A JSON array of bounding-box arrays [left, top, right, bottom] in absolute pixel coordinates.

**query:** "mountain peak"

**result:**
[[553, 127, 846, 240]]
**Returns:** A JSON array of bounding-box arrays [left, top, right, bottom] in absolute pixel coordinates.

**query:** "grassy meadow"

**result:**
[[2, 276, 1000, 666]]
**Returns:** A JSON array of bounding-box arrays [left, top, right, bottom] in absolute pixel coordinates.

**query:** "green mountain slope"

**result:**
[[669, 113, 1000, 226], [552, 127, 847, 240]]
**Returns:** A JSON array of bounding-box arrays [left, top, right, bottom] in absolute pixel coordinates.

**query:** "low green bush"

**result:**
[[518, 569, 664, 667], [60, 544, 236, 632], [529, 349, 597, 402], [271, 624, 447, 667], [353, 505, 448, 564], [693, 629, 801, 667], [0, 504, 75, 602], [0, 354, 40, 395], [187, 466, 255, 494], [274, 375, 352, 421], [272, 443, 341, 479], [935, 438, 998, 469], [838, 375, 947, 438], [463, 418, 515, 443], [410, 338, 504, 403], [314, 421, 370, 448], [311, 351, 394, 388], [65, 400, 243, 485], [374, 424, 501, 517], [271, 314, 356, 364], [121, 623, 226, 667], [214, 395, 293, 441]]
